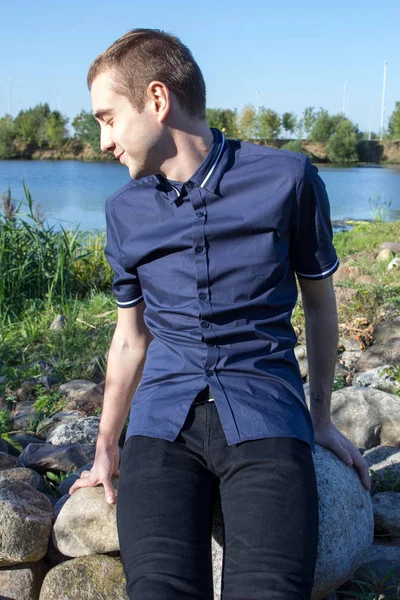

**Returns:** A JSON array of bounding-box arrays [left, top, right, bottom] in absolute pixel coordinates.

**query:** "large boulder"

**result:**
[[39, 554, 129, 599], [52, 478, 119, 556], [353, 365, 400, 395], [0, 559, 49, 600], [328, 386, 400, 450], [372, 492, 400, 536], [0, 466, 48, 494], [363, 445, 400, 482], [211, 445, 373, 599], [17, 442, 96, 473], [36, 410, 81, 439], [46, 416, 100, 445], [0, 480, 53, 567], [355, 318, 400, 372]]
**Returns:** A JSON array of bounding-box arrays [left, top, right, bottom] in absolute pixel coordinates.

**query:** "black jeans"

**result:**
[[116, 389, 319, 599]]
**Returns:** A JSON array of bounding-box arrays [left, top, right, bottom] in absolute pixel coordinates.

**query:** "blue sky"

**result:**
[[1, 0, 399, 134]]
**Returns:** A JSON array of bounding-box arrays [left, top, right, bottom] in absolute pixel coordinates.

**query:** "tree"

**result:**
[[299, 107, 317, 139], [255, 107, 281, 141], [14, 103, 51, 147], [238, 104, 256, 141], [72, 110, 100, 152], [388, 101, 400, 140], [206, 108, 238, 138], [0, 115, 16, 159], [326, 119, 359, 163], [309, 109, 343, 142], [281, 112, 297, 138], [44, 111, 69, 147]]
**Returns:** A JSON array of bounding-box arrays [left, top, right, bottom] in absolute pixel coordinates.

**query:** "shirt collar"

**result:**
[[163, 128, 229, 204]]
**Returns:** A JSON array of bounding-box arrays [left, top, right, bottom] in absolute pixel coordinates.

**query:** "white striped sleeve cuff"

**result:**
[[116, 295, 144, 308], [295, 258, 339, 280]]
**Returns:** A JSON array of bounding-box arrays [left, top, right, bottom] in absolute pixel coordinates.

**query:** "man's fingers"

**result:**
[[348, 448, 371, 492], [103, 481, 117, 504]]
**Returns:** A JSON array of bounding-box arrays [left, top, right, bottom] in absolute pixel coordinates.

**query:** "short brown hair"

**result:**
[[87, 29, 206, 119]]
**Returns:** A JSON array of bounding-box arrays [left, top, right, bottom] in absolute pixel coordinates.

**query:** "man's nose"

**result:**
[[100, 127, 114, 153]]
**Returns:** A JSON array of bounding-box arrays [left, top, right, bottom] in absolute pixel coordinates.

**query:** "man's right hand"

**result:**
[[68, 445, 120, 504]]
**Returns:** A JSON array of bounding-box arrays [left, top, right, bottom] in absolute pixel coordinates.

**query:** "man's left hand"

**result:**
[[313, 420, 371, 491]]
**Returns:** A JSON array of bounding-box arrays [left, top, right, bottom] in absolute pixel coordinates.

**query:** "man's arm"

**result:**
[[69, 301, 152, 502], [298, 275, 371, 491]]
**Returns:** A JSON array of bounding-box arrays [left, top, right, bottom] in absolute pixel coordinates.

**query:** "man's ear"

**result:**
[[147, 81, 170, 121]]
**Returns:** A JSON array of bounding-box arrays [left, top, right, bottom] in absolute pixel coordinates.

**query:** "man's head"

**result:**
[[88, 29, 207, 179]]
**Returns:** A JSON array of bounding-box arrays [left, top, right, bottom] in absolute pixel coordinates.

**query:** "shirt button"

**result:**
[[186, 181, 194, 189], [195, 245, 204, 254], [198, 292, 207, 300], [200, 321, 210, 329], [196, 211, 204, 218], [205, 369, 214, 377]]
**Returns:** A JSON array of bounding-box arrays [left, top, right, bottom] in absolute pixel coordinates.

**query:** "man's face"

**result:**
[[91, 70, 163, 179]]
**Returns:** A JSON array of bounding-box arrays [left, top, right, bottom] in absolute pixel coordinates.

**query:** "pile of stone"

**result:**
[[0, 313, 399, 599]]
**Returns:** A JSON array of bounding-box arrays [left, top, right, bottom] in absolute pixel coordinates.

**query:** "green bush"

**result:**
[[326, 119, 359, 162]]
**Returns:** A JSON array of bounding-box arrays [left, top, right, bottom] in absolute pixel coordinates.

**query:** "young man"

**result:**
[[69, 28, 371, 599]]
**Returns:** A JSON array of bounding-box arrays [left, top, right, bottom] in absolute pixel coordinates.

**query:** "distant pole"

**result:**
[[342, 80, 347, 114], [6, 77, 12, 116], [380, 61, 387, 140], [256, 91, 260, 110], [368, 100, 375, 141], [345, 91, 350, 117]]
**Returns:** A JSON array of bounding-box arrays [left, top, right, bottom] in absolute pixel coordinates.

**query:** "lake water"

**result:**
[[0, 160, 400, 231]]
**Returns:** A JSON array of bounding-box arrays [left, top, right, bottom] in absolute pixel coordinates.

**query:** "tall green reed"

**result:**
[[0, 183, 112, 320]]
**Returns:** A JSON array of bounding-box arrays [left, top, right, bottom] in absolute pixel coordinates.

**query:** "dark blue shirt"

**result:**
[[105, 128, 339, 453]]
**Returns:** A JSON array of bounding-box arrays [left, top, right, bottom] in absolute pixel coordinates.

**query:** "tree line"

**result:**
[[1, 101, 400, 163]]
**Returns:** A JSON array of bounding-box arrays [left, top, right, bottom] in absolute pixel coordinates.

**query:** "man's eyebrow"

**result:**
[[93, 109, 114, 120]]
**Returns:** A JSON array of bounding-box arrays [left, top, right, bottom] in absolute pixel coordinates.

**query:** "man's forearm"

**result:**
[[302, 289, 338, 425], [96, 332, 148, 449]]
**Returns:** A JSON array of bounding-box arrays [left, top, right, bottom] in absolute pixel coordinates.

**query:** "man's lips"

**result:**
[[115, 151, 125, 161]]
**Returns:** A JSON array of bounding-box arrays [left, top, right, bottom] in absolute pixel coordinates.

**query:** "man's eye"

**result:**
[[105, 119, 113, 126]]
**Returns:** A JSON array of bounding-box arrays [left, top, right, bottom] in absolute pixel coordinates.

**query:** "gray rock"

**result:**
[[0, 480, 53, 567], [352, 559, 400, 598], [0, 467, 47, 494], [295, 345, 308, 378], [53, 477, 120, 556], [46, 416, 100, 445], [364, 545, 400, 563], [36, 410, 81, 439], [329, 386, 400, 449], [388, 257, 400, 270], [372, 492, 400, 535], [11, 400, 42, 431], [373, 318, 400, 344], [0, 375, 7, 385], [340, 350, 363, 370], [355, 338, 400, 371], [4, 433, 45, 457], [378, 241, 400, 254], [353, 365, 400, 395], [59, 380, 97, 395], [39, 554, 129, 599], [17, 442, 96, 474], [0, 452, 18, 471], [363, 445, 400, 482], [212, 445, 373, 600], [377, 248, 394, 262], [50, 314, 67, 331], [0, 559, 50, 600]]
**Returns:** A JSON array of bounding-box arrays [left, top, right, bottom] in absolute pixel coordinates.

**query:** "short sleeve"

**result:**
[[104, 202, 143, 308], [290, 156, 339, 279]]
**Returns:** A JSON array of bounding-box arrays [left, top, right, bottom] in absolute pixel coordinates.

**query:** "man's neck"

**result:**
[[159, 124, 214, 183]]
